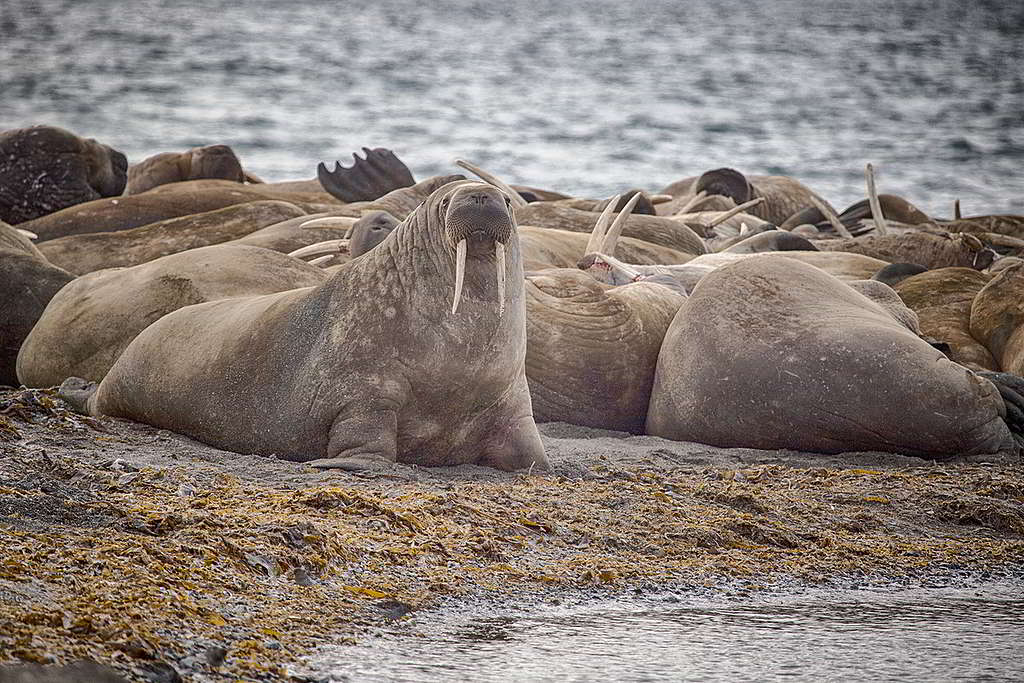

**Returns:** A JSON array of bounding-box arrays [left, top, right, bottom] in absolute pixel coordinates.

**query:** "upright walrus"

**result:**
[[60, 181, 548, 471]]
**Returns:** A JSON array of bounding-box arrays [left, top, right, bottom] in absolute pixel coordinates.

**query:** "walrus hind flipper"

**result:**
[[317, 147, 415, 203], [976, 371, 1024, 441], [58, 376, 98, 415]]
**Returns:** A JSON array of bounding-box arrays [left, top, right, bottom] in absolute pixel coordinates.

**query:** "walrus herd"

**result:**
[[3, 123, 1024, 469]]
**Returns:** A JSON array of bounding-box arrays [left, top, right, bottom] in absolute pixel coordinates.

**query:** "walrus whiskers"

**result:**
[[454, 159, 528, 209], [705, 197, 766, 229], [865, 163, 889, 235], [808, 195, 854, 239], [451, 237, 467, 314], [496, 241, 506, 317], [673, 190, 711, 215], [300, 216, 358, 230], [599, 191, 643, 256], [584, 195, 621, 255]]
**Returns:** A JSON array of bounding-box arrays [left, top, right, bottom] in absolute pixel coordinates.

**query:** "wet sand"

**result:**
[[1, 387, 1022, 680]]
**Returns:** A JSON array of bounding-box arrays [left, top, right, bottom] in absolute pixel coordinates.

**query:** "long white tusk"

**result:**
[[808, 195, 853, 239], [601, 191, 643, 255], [954, 198, 962, 220], [673, 190, 710, 216], [585, 194, 620, 255], [453, 159, 528, 209], [288, 239, 348, 259], [495, 241, 506, 317], [15, 228, 38, 240], [300, 216, 358, 229], [865, 163, 888, 235], [649, 194, 674, 205], [705, 197, 766, 229], [306, 255, 334, 267], [451, 238, 467, 314]]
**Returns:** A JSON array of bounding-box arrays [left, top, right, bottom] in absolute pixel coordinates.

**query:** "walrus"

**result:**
[[124, 144, 262, 195], [871, 262, 928, 287], [657, 169, 835, 226], [721, 230, 818, 254], [0, 125, 127, 224], [17, 244, 328, 387], [38, 200, 307, 275], [525, 269, 685, 432], [970, 261, 1024, 376], [0, 221, 74, 385], [60, 181, 548, 471], [19, 179, 339, 242], [646, 257, 1017, 457], [816, 230, 995, 270], [894, 267, 997, 371], [348, 210, 400, 258]]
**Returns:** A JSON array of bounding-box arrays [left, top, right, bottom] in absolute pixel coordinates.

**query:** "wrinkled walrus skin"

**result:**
[[646, 257, 1015, 457], [63, 181, 548, 471]]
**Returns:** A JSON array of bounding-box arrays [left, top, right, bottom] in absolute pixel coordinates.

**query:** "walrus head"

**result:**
[[440, 183, 515, 316], [189, 144, 245, 182]]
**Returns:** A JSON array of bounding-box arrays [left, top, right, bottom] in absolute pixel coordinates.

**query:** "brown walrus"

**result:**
[[60, 181, 547, 471], [0, 125, 127, 224], [0, 221, 74, 385], [124, 144, 262, 194], [17, 244, 328, 387], [646, 257, 1017, 457]]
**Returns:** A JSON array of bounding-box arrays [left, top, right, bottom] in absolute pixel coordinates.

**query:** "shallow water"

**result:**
[[2, 0, 1022, 216], [305, 583, 1024, 682]]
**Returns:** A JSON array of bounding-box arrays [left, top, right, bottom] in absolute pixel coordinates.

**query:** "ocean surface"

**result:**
[[2, 0, 1022, 217], [303, 583, 1024, 682]]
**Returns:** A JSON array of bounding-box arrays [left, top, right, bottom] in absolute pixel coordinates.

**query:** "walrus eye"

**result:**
[[504, 196, 512, 207]]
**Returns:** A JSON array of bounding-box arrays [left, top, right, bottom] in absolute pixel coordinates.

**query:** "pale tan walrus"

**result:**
[[646, 257, 1018, 457], [60, 181, 548, 471]]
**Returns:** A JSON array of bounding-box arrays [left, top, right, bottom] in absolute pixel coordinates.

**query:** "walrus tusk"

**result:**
[[300, 216, 358, 229], [585, 195, 621, 255], [649, 194, 674, 205], [740, 222, 751, 236], [306, 255, 334, 267], [453, 159, 528, 209], [865, 163, 888, 235], [673, 190, 711, 216], [451, 238, 467, 314], [705, 197, 766, 229], [15, 228, 38, 240], [496, 241, 506, 317], [807, 195, 854, 239], [600, 191, 643, 255], [288, 239, 348, 259]]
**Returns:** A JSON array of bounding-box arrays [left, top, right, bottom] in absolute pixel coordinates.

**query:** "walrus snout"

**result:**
[[444, 184, 514, 316]]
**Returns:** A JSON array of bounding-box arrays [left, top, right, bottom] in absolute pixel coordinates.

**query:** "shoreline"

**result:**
[[1, 387, 1022, 680]]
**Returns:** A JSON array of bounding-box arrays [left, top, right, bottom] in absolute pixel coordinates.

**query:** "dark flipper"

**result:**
[[975, 371, 1024, 440], [317, 147, 415, 202], [58, 376, 98, 415]]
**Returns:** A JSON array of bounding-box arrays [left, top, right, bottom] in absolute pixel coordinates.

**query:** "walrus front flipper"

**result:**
[[308, 403, 400, 470], [975, 371, 1024, 446], [317, 147, 415, 203], [58, 376, 98, 414]]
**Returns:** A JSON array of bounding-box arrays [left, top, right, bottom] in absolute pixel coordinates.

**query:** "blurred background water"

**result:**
[[1, 0, 1022, 216]]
